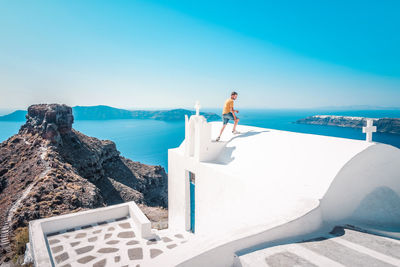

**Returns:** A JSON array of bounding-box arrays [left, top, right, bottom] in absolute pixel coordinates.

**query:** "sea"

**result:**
[[1, 109, 399, 171]]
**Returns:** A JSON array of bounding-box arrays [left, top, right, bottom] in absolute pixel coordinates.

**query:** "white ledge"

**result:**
[[29, 201, 151, 267]]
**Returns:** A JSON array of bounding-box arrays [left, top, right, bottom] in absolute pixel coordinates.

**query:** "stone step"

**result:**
[[301, 237, 396, 267], [239, 243, 345, 267], [330, 227, 400, 260], [238, 226, 400, 267]]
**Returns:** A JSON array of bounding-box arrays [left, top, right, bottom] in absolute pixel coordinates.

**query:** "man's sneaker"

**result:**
[[216, 136, 220, 141], [232, 130, 240, 134]]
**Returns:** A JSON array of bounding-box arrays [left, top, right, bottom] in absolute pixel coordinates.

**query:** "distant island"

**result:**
[[312, 105, 400, 111], [0, 105, 221, 122], [296, 115, 400, 135]]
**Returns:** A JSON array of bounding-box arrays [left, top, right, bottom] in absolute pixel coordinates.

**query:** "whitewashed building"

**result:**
[[27, 107, 400, 267]]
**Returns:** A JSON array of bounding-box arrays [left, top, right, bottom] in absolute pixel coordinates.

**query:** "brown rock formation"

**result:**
[[19, 104, 74, 144], [0, 104, 168, 262]]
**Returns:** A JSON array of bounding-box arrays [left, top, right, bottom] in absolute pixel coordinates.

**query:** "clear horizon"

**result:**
[[1, 1, 399, 110]]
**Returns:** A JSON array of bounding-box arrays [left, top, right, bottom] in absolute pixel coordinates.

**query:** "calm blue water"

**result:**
[[1, 109, 399, 171]]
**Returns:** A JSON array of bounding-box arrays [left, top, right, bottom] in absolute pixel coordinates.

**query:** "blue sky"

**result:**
[[0, 0, 399, 110]]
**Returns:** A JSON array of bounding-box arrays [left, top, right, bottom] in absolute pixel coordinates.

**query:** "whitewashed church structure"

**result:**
[[27, 103, 400, 267]]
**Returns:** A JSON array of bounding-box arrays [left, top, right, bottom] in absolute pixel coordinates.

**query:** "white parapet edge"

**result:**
[[29, 201, 151, 267], [128, 201, 152, 239]]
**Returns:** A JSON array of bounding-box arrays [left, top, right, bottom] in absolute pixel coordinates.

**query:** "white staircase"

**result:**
[[0, 213, 11, 254], [237, 226, 400, 267]]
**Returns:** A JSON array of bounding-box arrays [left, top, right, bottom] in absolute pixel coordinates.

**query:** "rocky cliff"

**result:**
[[296, 115, 400, 135], [0, 104, 168, 262]]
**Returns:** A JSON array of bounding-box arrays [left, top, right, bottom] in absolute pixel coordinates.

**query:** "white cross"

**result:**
[[362, 119, 377, 142], [194, 101, 201, 116]]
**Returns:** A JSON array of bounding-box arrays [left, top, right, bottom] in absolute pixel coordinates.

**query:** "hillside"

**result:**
[[0, 104, 168, 263], [0, 110, 27, 121]]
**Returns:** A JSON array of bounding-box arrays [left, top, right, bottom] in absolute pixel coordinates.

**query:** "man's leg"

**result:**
[[217, 115, 229, 140], [233, 118, 239, 132], [218, 124, 226, 139]]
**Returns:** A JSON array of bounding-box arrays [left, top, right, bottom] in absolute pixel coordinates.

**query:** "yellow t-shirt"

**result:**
[[222, 98, 234, 114]]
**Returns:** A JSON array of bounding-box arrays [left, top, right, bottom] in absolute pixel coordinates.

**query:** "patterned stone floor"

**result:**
[[46, 217, 192, 267]]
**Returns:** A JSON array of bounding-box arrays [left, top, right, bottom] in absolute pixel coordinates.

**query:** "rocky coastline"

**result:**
[[296, 115, 400, 135]]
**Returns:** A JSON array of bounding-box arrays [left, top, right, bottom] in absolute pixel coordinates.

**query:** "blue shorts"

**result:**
[[222, 112, 238, 125]]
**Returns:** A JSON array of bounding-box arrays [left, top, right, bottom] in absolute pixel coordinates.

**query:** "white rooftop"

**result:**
[[208, 122, 374, 200], [164, 118, 400, 266], [172, 122, 375, 232]]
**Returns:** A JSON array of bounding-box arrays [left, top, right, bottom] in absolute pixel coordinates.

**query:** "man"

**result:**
[[216, 91, 240, 141]]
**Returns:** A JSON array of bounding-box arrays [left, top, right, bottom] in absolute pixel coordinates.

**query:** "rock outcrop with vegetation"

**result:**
[[0, 104, 168, 263]]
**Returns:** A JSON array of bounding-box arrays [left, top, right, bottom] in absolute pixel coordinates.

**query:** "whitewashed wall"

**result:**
[[321, 143, 400, 227]]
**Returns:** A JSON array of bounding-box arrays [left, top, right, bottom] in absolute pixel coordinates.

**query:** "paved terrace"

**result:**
[[46, 216, 192, 267]]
